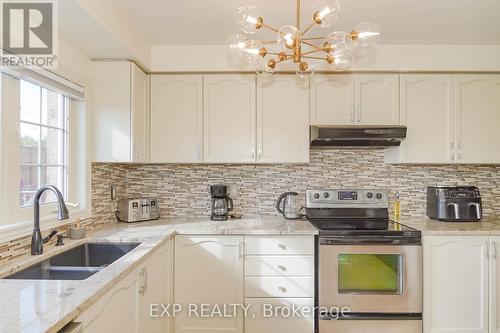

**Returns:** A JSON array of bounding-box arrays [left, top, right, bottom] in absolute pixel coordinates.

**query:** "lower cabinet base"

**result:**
[[245, 298, 314, 333], [319, 319, 422, 333]]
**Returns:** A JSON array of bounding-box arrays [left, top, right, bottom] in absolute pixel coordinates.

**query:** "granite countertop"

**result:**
[[401, 216, 500, 236], [0, 217, 318, 333]]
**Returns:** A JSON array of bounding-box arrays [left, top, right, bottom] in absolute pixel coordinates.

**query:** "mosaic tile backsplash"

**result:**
[[2, 149, 500, 265], [126, 149, 500, 219]]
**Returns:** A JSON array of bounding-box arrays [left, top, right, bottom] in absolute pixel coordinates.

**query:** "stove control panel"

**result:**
[[306, 189, 389, 208]]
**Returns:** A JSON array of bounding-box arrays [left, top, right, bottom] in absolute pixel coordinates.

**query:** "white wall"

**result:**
[[151, 44, 500, 72]]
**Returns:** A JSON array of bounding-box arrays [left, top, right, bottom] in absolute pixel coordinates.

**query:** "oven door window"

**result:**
[[338, 254, 402, 294]]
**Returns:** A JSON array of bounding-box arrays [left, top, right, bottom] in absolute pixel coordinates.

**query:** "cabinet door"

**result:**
[[131, 64, 149, 163], [310, 74, 354, 125], [355, 74, 400, 125], [174, 235, 244, 333], [92, 61, 132, 162], [150, 75, 203, 163], [455, 75, 500, 163], [387, 75, 454, 163], [423, 236, 489, 333], [203, 75, 256, 163], [491, 238, 500, 333], [257, 75, 309, 163], [139, 239, 172, 333], [77, 266, 141, 333]]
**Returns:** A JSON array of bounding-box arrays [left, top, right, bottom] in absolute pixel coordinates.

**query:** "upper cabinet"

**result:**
[[386, 75, 454, 164], [92, 61, 149, 163], [150, 75, 203, 163], [310, 74, 399, 126], [455, 75, 500, 164], [386, 74, 500, 164], [257, 75, 310, 163], [203, 75, 256, 163]]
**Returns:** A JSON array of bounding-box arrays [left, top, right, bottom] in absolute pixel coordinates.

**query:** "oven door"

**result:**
[[319, 239, 422, 314]]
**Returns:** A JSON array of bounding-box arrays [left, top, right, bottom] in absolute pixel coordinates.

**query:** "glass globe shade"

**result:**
[[255, 58, 275, 77], [296, 62, 315, 79], [326, 31, 353, 53], [312, 0, 341, 28], [277, 25, 299, 49], [234, 5, 262, 34], [331, 49, 353, 70], [353, 21, 381, 47], [240, 39, 264, 64], [226, 34, 247, 57]]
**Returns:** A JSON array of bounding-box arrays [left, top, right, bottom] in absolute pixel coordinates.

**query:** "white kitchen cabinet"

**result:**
[[245, 298, 314, 333], [257, 75, 309, 163], [174, 235, 244, 333], [310, 74, 399, 126], [355, 74, 399, 125], [203, 74, 256, 163], [92, 61, 149, 163], [491, 237, 500, 333], [455, 75, 500, 164], [76, 264, 142, 333], [310, 74, 354, 125], [385, 75, 455, 164], [150, 75, 203, 163], [139, 239, 173, 333], [423, 236, 489, 333]]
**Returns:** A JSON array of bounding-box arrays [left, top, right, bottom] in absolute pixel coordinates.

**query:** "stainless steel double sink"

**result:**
[[4, 242, 140, 280]]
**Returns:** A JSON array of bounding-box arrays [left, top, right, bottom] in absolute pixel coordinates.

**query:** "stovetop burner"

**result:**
[[307, 217, 420, 237]]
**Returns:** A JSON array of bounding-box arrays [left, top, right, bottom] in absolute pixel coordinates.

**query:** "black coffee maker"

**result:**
[[210, 185, 234, 221]]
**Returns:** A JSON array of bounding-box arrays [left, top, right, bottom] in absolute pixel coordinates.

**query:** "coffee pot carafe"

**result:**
[[210, 185, 234, 221], [276, 192, 304, 220]]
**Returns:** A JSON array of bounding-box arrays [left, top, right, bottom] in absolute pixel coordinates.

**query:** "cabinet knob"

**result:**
[[277, 243, 287, 250], [277, 264, 287, 272], [278, 286, 288, 293]]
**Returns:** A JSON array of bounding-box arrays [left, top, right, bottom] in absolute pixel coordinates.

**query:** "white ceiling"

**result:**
[[110, 0, 500, 45]]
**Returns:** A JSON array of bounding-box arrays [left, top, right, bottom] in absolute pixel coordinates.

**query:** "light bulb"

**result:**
[[312, 0, 341, 28], [325, 31, 353, 53], [277, 25, 299, 49], [226, 34, 247, 57], [240, 39, 264, 64], [331, 49, 353, 70], [256, 58, 275, 77], [352, 21, 380, 47], [296, 62, 315, 79], [234, 5, 263, 34]]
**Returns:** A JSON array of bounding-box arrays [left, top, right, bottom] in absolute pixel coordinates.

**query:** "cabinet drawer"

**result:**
[[245, 298, 314, 333], [245, 256, 314, 276], [245, 276, 314, 298], [245, 236, 314, 255]]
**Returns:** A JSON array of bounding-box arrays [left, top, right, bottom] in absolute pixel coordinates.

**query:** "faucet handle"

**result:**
[[55, 234, 68, 246], [42, 230, 58, 244]]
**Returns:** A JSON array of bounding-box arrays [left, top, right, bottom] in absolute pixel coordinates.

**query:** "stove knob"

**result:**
[[376, 193, 383, 199], [367, 192, 373, 199], [313, 193, 320, 199], [323, 192, 330, 199]]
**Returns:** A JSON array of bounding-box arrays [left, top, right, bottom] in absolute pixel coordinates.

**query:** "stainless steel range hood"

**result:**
[[310, 126, 407, 147]]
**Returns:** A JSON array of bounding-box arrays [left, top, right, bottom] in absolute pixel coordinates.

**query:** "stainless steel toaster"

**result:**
[[116, 198, 160, 223]]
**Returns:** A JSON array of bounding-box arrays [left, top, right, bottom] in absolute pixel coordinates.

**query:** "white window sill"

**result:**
[[0, 209, 91, 244]]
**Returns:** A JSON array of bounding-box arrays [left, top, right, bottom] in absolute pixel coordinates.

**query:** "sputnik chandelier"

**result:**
[[227, 0, 380, 78]]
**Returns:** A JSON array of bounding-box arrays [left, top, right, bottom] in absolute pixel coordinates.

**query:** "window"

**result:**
[[19, 80, 68, 207]]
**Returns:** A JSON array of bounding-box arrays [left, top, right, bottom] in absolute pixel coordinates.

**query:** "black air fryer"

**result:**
[[426, 186, 482, 222]]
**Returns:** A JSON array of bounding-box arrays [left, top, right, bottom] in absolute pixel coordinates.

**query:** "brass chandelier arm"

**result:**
[[302, 55, 330, 61], [302, 36, 329, 41], [267, 52, 292, 57], [301, 21, 317, 36], [302, 40, 325, 51], [301, 49, 324, 56], [261, 23, 280, 33]]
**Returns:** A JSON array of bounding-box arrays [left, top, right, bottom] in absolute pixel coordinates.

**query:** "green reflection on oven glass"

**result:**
[[338, 254, 401, 293]]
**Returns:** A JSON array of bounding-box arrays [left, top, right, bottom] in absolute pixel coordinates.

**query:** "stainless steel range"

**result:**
[[306, 189, 422, 333]]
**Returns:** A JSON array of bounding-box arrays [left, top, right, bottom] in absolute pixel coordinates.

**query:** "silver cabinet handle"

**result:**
[[238, 241, 243, 259], [350, 104, 355, 123], [493, 241, 497, 259], [277, 243, 287, 250], [356, 105, 361, 123], [486, 241, 490, 259], [277, 264, 287, 272], [278, 286, 288, 293], [258, 144, 262, 160], [458, 142, 463, 160], [450, 143, 455, 161], [251, 146, 255, 160]]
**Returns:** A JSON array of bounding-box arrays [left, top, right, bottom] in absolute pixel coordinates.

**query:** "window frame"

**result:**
[[0, 73, 91, 241]]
